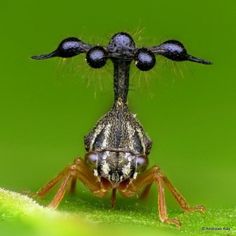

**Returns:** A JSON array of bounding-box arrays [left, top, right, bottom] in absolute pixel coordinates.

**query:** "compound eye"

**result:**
[[57, 37, 85, 58], [86, 46, 107, 68], [134, 48, 156, 71], [85, 152, 99, 168], [136, 155, 148, 172]]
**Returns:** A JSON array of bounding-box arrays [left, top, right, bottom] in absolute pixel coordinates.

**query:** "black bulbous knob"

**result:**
[[31, 37, 88, 60], [107, 32, 135, 58], [134, 48, 156, 71], [56, 37, 85, 58], [86, 46, 107, 68], [154, 40, 212, 64], [158, 40, 188, 61]]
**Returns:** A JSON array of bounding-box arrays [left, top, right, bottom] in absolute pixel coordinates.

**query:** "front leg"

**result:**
[[37, 158, 108, 208], [121, 166, 205, 227]]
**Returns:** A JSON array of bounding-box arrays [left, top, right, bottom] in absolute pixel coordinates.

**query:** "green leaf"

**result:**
[[0, 188, 235, 236]]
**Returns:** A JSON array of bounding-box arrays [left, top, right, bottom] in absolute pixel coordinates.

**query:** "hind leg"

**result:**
[[120, 166, 204, 227]]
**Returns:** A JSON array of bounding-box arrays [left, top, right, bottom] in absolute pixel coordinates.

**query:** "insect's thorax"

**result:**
[[84, 100, 152, 184]]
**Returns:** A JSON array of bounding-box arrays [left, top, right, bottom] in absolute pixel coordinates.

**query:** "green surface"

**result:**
[[1, 188, 236, 236], [0, 0, 235, 235]]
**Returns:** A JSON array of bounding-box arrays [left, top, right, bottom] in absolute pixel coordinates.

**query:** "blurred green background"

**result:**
[[0, 0, 235, 229]]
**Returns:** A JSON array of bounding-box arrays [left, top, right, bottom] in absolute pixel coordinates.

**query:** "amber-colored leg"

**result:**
[[162, 175, 205, 213], [139, 184, 152, 200], [69, 177, 77, 194], [37, 158, 108, 208], [120, 166, 204, 227], [37, 167, 69, 197], [111, 188, 117, 208]]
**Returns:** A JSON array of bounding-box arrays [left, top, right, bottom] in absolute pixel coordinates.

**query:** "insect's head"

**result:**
[[31, 32, 212, 71]]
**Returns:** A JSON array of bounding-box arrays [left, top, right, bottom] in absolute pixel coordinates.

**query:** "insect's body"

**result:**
[[84, 34, 153, 187], [84, 100, 151, 185], [32, 32, 211, 227]]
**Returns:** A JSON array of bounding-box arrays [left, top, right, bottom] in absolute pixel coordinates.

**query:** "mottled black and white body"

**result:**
[[84, 100, 152, 185], [32, 32, 211, 227]]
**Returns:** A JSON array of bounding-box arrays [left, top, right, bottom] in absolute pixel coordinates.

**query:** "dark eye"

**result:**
[[134, 48, 156, 71], [56, 37, 85, 58], [136, 155, 148, 172], [86, 46, 107, 68], [85, 152, 98, 168]]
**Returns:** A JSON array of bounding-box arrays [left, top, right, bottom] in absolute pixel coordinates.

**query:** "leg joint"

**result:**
[[151, 166, 161, 180], [69, 164, 78, 176], [152, 166, 161, 173], [73, 157, 82, 165]]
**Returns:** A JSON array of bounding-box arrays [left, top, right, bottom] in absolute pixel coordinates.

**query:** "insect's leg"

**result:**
[[111, 188, 117, 208], [38, 158, 108, 208], [139, 183, 152, 200], [48, 174, 72, 208], [161, 174, 205, 213], [69, 177, 77, 194], [73, 158, 110, 197], [37, 167, 69, 197], [122, 166, 181, 227]]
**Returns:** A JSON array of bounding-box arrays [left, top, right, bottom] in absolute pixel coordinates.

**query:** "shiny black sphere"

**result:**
[[158, 40, 187, 61], [86, 46, 107, 68], [135, 48, 156, 71], [107, 32, 135, 57], [57, 37, 83, 58]]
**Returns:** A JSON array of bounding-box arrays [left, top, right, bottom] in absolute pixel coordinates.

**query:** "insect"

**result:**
[[32, 32, 211, 227]]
